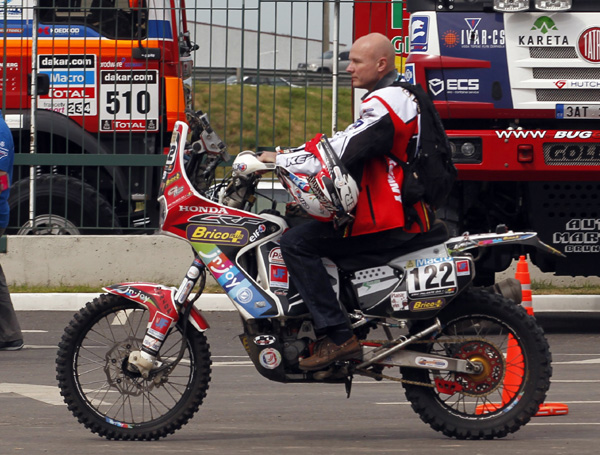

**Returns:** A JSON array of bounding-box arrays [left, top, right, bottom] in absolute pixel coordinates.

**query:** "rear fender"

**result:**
[[104, 283, 209, 332], [445, 231, 565, 257]]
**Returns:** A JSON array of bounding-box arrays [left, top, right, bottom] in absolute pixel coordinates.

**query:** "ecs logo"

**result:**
[[428, 78, 480, 96]]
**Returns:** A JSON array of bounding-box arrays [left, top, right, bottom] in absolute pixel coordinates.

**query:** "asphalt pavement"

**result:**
[[0, 310, 599, 455]]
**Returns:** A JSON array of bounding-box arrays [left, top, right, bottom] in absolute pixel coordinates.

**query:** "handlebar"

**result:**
[[180, 111, 279, 210], [232, 151, 276, 177]]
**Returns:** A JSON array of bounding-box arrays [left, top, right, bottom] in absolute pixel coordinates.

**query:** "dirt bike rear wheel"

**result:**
[[56, 294, 212, 440], [401, 287, 552, 439]]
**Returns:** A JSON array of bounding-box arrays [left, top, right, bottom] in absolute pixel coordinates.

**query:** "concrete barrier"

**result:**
[[2, 235, 199, 287], [11, 292, 233, 311], [3, 234, 600, 288]]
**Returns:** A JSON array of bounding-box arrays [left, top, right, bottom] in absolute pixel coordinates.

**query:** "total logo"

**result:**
[[232, 162, 247, 173], [428, 78, 479, 96]]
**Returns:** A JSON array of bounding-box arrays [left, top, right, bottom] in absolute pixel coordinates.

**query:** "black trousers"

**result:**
[[279, 220, 416, 331], [0, 228, 22, 343]]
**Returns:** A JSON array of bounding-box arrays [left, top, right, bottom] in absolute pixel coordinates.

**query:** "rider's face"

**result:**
[[346, 42, 384, 92]]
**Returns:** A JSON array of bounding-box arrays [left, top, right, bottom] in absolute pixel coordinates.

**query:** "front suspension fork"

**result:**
[[130, 257, 207, 378]]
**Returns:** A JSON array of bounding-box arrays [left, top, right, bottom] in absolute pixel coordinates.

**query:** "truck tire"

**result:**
[[8, 174, 122, 235]]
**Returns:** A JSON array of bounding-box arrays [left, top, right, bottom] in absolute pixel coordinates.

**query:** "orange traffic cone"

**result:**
[[515, 256, 569, 417], [515, 256, 534, 316], [476, 256, 568, 417]]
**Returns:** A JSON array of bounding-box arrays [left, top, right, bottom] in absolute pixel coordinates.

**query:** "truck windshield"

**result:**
[[38, 0, 148, 40]]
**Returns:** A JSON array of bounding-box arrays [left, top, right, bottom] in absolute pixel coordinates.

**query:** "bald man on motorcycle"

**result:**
[[260, 33, 432, 371]]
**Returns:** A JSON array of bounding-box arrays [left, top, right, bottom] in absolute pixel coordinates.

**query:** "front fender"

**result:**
[[104, 283, 210, 332]]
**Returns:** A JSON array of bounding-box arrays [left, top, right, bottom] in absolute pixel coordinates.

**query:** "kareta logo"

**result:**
[[531, 17, 558, 35], [519, 16, 568, 46]]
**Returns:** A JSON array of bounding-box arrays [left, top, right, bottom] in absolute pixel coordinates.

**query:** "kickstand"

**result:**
[[344, 374, 353, 398]]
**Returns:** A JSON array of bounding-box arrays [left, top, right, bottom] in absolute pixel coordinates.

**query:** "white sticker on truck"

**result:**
[[38, 54, 98, 117], [99, 69, 159, 132]]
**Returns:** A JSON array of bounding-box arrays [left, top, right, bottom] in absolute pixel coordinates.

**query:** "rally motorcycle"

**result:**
[[56, 112, 563, 440]]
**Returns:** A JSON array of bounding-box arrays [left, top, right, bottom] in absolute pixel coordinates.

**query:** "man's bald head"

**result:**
[[347, 33, 396, 91]]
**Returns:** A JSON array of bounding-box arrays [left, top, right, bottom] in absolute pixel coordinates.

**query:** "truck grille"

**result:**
[[529, 47, 578, 59], [537, 90, 600, 102], [543, 143, 600, 166], [533, 68, 600, 79], [527, 47, 600, 102]]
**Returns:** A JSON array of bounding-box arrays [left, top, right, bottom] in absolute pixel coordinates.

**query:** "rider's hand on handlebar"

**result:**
[[258, 151, 278, 164]]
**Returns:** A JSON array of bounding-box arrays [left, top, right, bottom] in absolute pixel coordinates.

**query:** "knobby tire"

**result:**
[[56, 294, 212, 440], [401, 287, 552, 439]]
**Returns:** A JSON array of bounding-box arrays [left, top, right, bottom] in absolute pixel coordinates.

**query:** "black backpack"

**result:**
[[392, 81, 457, 212]]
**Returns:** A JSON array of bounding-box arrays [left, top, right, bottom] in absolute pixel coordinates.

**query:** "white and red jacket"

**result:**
[[276, 71, 432, 236]]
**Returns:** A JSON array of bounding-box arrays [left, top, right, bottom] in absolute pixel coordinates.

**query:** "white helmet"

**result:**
[[277, 134, 359, 228]]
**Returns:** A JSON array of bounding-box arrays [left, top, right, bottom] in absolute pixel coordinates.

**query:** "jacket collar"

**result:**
[[361, 70, 399, 100]]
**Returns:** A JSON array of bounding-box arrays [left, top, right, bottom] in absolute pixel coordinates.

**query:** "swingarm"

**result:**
[[357, 319, 483, 375]]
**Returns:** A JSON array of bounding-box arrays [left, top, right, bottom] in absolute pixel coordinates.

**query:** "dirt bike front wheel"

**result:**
[[401, 287, 552, 439], [56, 294, 212, 440]]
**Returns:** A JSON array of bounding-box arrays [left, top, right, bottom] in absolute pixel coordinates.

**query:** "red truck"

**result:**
[[355, 0, 600, 282]]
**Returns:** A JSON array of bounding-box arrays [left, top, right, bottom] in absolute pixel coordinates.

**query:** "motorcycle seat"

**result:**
[[334, 220, 450, 273]]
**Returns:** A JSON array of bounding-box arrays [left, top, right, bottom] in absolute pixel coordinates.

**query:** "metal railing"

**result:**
[[1, 1, 403, 234]]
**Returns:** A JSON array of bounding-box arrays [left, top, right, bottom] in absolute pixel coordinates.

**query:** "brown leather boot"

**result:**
[[299, 335, 361, 371]]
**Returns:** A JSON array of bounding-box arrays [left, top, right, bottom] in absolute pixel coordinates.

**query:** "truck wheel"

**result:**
[[8, 174, 122, 235]]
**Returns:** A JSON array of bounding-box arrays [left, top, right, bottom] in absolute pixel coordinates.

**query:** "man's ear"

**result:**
[[377, 57, 388, 73]]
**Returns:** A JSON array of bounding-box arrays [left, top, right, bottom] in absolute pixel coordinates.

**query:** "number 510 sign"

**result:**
[[100, 70, 159, 132]]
